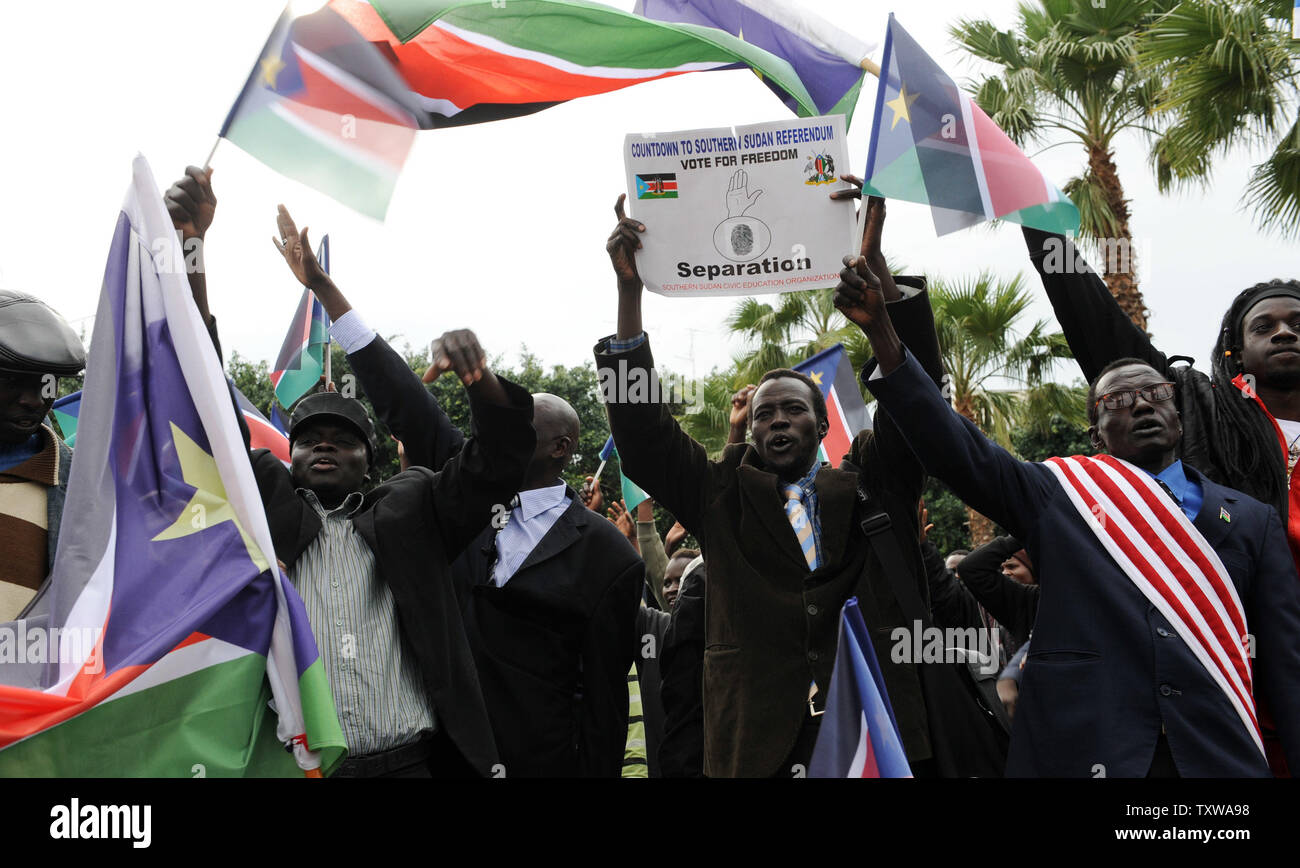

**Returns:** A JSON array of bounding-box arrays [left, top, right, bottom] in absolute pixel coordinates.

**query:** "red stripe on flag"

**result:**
[[331, 0, 693, 108], [0, 621, 212, 747], [822, 386, 852, 467], [243, 412, 291, 465], [291, 47, 413, 127], [969, 100, 1050, 218], [277, 98, 413, 170]]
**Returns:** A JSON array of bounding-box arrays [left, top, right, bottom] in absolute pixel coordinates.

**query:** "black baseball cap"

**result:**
[[0, 290, 85, 376], [288, 392, 377, 466]]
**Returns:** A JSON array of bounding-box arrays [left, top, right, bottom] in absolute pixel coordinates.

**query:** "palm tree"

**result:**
[[930, 271, 1087, 544], [726, 288, 861, 384], [951, 0, 1179, 331], [678, 367, 741, 457], [1139, 0, 1300, 238]]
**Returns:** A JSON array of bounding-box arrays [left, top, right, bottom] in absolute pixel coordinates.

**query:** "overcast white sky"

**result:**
[[1, 0, 1295, 385]]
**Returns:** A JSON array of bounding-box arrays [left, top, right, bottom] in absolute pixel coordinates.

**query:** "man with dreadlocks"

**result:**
[[1022, 226, 1300, 773]]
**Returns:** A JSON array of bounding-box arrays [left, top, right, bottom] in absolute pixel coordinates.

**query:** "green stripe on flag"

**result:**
[[373, 0, 820, 116], [274, 344, 326, 409], [225, 107, 398, 220], [296, 656, 346, 771], [0, 656, 344, 777]]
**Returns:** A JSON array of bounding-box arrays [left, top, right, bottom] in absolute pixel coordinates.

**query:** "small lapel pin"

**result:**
[[1220, 507, 1231, 523]]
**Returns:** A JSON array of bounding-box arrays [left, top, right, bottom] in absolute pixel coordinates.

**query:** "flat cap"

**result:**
[[288, 391, 378, 466], [0, 290, 86, 376]]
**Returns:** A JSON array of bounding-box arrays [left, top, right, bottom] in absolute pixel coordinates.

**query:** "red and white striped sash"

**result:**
[[1043, 455, 1263, 757]]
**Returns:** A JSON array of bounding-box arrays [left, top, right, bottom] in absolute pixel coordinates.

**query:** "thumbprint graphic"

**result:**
[[730, 223, 755, 256]]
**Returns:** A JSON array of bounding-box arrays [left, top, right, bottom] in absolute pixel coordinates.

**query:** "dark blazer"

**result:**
[[247, 378, 535, 776], [659, 561, 706, 778], [450, 494, 643, 778], [593, 287, 945, 777], [346, 334, 642, 778], [868, 351, 1300, 777]]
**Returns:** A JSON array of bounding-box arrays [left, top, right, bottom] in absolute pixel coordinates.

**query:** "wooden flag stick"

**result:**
[[852, 55, 883, 254]]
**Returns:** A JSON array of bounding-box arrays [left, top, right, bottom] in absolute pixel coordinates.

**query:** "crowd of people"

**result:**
[[4, 163, 1300, 778]]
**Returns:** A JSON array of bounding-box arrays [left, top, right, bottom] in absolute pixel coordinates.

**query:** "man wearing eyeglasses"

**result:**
[[837, 253, 1300, 777]]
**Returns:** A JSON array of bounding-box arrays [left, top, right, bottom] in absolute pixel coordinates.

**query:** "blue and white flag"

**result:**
[[808, 597, 912, 778], [635, 0, 875, 123]]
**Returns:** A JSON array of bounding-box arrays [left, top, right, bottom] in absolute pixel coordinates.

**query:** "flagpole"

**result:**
[[853, 56, 882, 254], [201, 136, 221, 172]]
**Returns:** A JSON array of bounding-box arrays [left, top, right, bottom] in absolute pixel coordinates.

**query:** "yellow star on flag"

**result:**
[[260, 55, 285, 89], [886, 83, 919, 131], [153, 422, 270, 572], [809, 371, 824, 385]]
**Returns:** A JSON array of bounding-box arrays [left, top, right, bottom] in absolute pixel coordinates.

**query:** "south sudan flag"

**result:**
[[636, 173, 679, 199]]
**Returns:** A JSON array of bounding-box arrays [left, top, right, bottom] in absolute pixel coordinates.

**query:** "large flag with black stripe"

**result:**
[[864, 15, 1079, 236], [330, 0, 823, 125]]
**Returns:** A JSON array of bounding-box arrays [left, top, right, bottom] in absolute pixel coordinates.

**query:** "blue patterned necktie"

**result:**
[[783, 484, 819, 570]]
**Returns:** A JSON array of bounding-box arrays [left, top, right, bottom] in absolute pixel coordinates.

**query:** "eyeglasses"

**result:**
[[1094, 382, 1176, 411]]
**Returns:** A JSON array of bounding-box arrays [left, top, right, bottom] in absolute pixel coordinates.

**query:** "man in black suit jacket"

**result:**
[[169, 173, 535, 776], [293, 266, 642, 778], [842, 253, 1300, 776], [596, 195, 946, 777]]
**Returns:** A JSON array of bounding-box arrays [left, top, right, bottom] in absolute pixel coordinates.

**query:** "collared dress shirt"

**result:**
[[1145, 459, 1204, 523], [289, 489, 435, 754], [491, 482, 571, 586]]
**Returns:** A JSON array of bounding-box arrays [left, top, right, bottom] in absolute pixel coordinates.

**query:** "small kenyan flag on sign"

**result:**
[[636, 173, 679, 199]]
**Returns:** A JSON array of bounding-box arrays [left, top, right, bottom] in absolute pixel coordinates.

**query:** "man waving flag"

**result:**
[[0, 157, 345, 776]]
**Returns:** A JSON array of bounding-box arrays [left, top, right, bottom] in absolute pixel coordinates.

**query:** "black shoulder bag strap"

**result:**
[[854, 484, 1010, 776]]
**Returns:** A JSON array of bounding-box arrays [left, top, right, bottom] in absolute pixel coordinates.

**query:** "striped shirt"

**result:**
[[0, 426, 58, 619], [289, 489, 436, 755]]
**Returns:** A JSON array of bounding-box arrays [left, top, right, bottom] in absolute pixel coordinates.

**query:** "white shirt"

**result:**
[[491, 483, 571, 586], [1278, 418, 1300, 451]]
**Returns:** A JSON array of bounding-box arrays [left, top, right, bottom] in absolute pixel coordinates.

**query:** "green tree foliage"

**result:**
[[951, 0, 1180, 329], [1011, 412, 1096, 463], [228, 342, 612, 493], [1140, 0, 1300, 237]]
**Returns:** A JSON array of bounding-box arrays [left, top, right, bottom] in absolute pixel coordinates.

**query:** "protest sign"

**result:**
[[624, 115, 857, 297]]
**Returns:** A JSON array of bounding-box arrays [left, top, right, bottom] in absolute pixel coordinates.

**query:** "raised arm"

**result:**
[[593, 195, 715, 536], [1021, 228, 1170, 380], [420, 374, 534, 559], [270, 205, 467, 471], [165, 166, 253, 451], [838, 197, 942, 517], [838, 257, 1057, 538], [955, 535, 1039, 645]]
